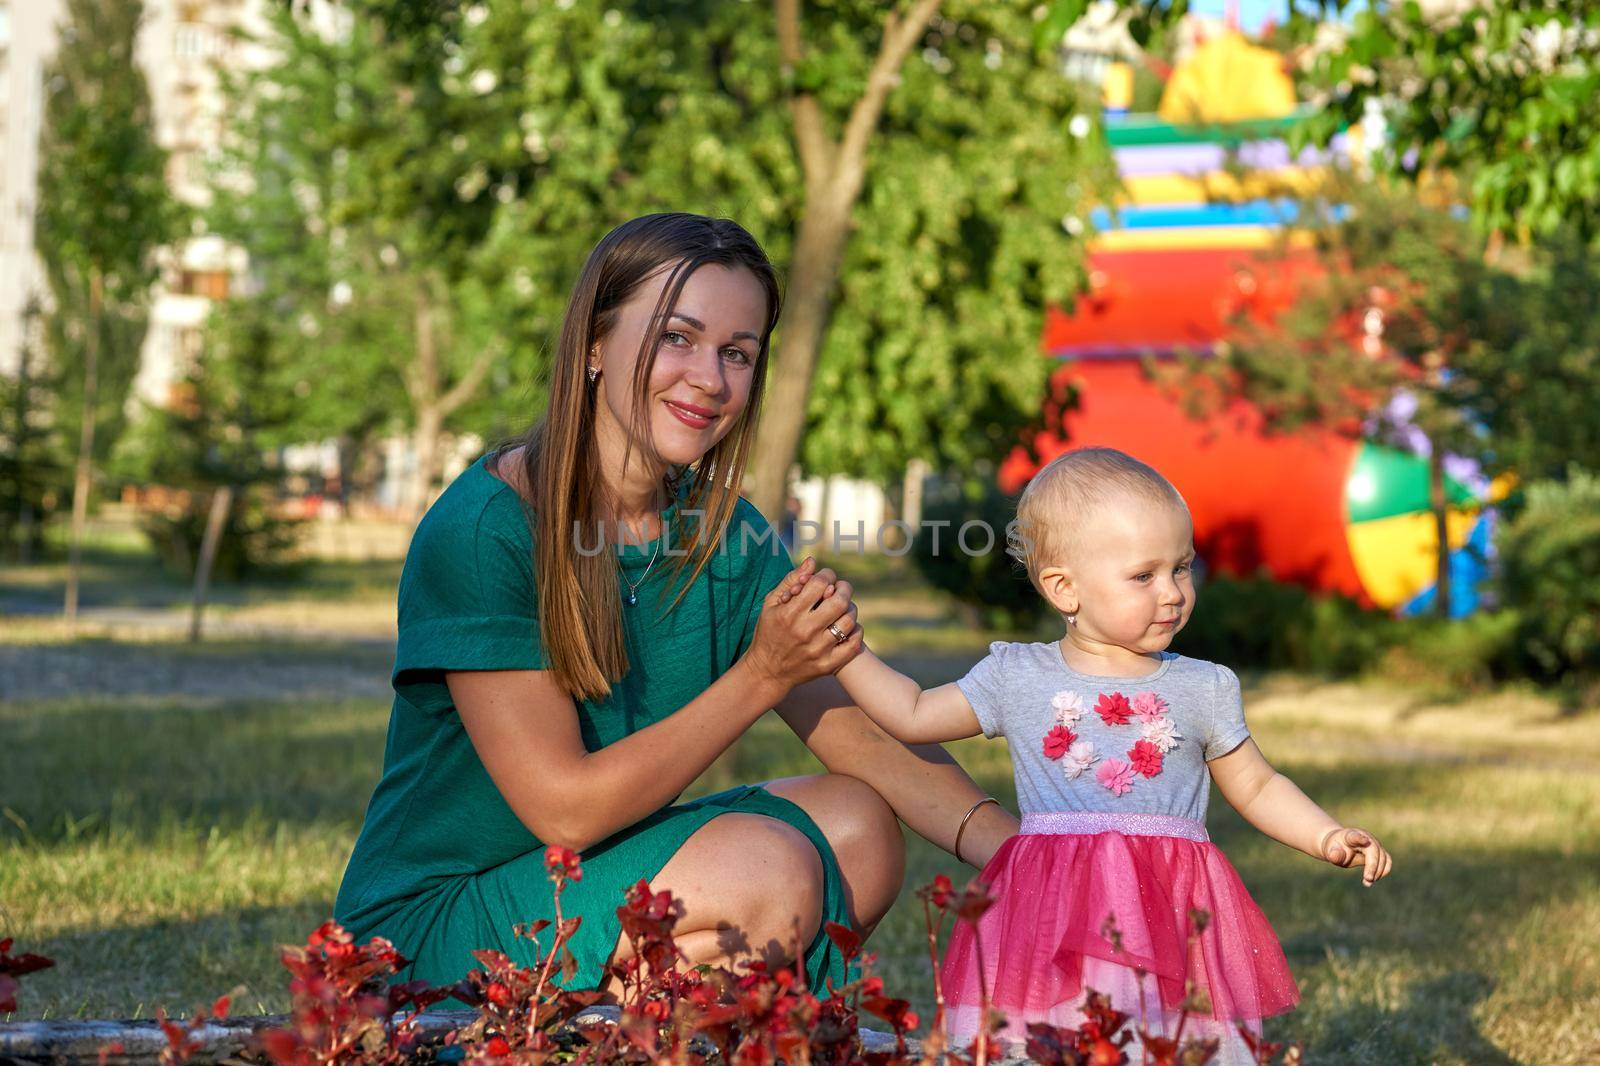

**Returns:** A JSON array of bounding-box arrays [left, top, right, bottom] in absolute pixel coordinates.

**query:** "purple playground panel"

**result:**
[[1114, 133, 1350, 176]]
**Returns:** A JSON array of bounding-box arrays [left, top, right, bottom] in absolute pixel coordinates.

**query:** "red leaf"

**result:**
[[257, 1028, 301, 1066], [916, 874, 955, 909], [861, 995, 917, 1032], [823, 921, 861, 960], [955, 879, 996, 923], [472, 949, 514, 970], [0, 946, 55, 978]]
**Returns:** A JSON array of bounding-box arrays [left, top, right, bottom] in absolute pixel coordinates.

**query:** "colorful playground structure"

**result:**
[[1000, 34, 1492, 616]]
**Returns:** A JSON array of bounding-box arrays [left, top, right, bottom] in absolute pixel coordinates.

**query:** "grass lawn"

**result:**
[[2, 553, 1597, 1063]]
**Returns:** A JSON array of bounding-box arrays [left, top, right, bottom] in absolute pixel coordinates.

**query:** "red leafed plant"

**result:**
[[445, 847, 925, 1066], [255, 923, 450, 1066], [0, 938, 54, 1015], [83, 843, 1303, 1066], [156, 996, 232, 1066]]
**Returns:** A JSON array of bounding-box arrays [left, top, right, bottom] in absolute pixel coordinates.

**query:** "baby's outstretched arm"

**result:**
[[1209, 740, 1394, 886], [831, 650, 983, 745], [776, 562, 981, 744]]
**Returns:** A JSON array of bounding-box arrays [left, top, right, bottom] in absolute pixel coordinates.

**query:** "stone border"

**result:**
[[0, 1008, 918, 1065]]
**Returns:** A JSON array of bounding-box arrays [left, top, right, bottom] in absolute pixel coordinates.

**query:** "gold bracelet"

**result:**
[[954, 796, 1000, 865]]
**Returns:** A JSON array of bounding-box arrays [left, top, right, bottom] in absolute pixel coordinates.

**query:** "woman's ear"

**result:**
[[1036, 565, 1079, 617]]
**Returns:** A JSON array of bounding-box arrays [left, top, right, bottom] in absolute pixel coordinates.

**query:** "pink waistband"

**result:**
[[1019, 811, 1210, 842]]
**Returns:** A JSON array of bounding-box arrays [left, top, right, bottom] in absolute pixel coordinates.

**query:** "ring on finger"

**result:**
[[827, 622, 849, 644]]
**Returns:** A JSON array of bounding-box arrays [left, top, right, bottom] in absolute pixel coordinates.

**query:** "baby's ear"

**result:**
[[1035, 565, 1078, 616]]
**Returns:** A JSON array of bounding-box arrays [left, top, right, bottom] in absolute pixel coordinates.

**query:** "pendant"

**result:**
[[625, 590, 637, 606]]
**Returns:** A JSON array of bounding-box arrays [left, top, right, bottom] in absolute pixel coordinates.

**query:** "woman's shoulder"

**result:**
[[406, 457, 532, 572], [727, 493, 778, 539], [398, 456, 536, 620]]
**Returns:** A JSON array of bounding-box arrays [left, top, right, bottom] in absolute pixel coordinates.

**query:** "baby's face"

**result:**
[[1060, 495, 1196, 655]]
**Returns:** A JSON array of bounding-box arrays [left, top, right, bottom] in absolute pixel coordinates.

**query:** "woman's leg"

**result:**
[[606, 812, 824, 987], [762, 773, 906, 937]]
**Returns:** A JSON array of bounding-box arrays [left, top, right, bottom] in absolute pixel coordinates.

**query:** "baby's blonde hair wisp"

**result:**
[[1007, 446, 1189, 595]]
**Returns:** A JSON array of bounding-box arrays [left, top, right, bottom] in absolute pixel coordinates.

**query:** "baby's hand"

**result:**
[[1321, 827, 1392, 886], [778, 556, 834, 604]]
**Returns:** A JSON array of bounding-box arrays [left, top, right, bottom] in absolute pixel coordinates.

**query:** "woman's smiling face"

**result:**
[[591, 262, 769, 468]]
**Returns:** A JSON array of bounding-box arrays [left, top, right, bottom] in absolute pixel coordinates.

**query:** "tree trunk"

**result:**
[[746, 0, 945, 523], [902, 457, 929, 531], [410, 405, 444, 524], [403, 277, 491, 525], [334, 434, 356, 518], [1429, 446, 1453, 619], [745, 204, 854, 520], [64, 267, 102, 623], [189, 484, 234, 643]]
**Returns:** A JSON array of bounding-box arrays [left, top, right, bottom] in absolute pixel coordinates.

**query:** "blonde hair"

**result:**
[[1006, 446, 1188, 593]]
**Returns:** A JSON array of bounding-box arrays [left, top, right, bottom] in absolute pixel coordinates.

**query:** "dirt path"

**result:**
[[0, 633, 395, 704]]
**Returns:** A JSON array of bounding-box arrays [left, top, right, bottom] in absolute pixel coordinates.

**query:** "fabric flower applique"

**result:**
[[1042, 725, 1078, 760], [1051, 690, 1086, 725], [1061, 740, 1098, 780], [1128, 739, 1164, 778], [1094, 691, 1133, 726], [1096, 757, 1136, 796], [1140, 716, 1182, 754], [1130, 691, 1170, 723]]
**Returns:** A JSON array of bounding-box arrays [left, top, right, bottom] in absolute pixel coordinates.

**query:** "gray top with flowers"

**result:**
[[956, 641, 1250, 823]]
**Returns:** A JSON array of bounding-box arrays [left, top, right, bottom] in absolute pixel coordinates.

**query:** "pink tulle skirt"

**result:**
[[942, 812, 1299, 1050]]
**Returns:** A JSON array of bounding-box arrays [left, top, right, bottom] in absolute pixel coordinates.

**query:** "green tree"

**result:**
[[115, 292, 308, 579], [221, 1, 1159, 524], [34, 0, 182, 617], [1293, 1, 1600, 248], [0, 300, 64, 562], [210, 4, 511, 521], [1448, 236, 1600, 483]]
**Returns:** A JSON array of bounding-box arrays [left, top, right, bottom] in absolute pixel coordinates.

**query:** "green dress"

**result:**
[[334, 456, 853, 991]]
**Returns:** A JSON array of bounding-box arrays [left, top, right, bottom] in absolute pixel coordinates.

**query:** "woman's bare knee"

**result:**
[[727, 815, 824, 964], [613, 813, 824, 973], [765, 773, 905, 932]]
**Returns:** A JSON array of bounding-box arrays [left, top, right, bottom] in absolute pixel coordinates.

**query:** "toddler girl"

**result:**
[[826, 447, 1391, 1061]]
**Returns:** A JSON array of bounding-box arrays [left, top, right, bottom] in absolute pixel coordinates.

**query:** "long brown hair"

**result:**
[[497, 213, 781, 702]]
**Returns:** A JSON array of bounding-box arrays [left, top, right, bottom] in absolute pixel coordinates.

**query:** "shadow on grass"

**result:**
[[9, 901, 333, 1021], [1, 699, 390, 845], [1278, 970, 1521, 1065]]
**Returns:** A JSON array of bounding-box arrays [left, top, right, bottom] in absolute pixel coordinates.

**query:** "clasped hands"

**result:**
[[741, 556, 863, 692]]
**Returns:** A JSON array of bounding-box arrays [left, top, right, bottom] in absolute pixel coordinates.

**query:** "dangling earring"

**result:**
[[587, 364, 600, 384], [1065, 612, 1078, 626]]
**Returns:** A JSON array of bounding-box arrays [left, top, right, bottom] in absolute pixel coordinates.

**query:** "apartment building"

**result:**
[[0, 0, 268, 403]]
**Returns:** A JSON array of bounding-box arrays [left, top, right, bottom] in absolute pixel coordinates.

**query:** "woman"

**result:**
[[334, 213, 1017, 993]]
